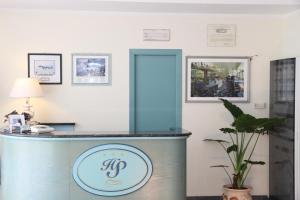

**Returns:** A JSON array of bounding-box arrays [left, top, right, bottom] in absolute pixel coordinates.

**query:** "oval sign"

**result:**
[[72, 144, 153, 196]]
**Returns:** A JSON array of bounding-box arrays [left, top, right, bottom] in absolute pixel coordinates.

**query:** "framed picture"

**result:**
[[9, 114, 26, 126], [8, 114, 25, 133], [72, 54, 111, 85], [143, 29, 171, 41], [28, 53, 62, 84], [186, 56, 250, 102]]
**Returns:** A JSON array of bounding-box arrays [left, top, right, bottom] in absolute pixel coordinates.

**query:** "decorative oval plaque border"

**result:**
[[72, 144, 153, 197]]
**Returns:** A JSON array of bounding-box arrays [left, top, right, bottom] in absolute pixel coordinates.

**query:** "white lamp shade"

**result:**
[[10, 78, 43, 98]]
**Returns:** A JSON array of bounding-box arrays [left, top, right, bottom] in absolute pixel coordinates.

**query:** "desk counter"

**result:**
[[0, 130, 191, 200]]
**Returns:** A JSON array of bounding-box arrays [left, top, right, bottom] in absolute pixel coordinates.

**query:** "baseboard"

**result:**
[[187, 196, 269, 200]]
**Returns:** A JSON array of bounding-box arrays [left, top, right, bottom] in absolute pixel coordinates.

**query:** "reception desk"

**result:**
[[0, 130, 191, 200]]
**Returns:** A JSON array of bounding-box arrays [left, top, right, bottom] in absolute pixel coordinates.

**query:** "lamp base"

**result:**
[[23, 98, 34, 123]]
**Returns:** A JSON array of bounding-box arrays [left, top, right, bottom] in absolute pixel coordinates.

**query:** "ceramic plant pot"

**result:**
[[222, 185, 252, 200]]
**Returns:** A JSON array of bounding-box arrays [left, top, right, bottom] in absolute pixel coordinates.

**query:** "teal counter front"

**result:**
[[0, 130, 191, 200]]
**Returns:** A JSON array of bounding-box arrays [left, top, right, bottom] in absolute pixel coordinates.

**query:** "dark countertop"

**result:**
[[0, 129, 192, 138], [38, 122, 76, 126]]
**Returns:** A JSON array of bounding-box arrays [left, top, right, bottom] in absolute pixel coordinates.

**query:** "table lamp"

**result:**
[[10, 78, 43, 120]]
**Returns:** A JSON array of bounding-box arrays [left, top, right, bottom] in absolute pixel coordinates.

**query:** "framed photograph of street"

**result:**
[[186, 56, 250, 102], [72, 54, 111, 85], [28, 53, 62, 84]]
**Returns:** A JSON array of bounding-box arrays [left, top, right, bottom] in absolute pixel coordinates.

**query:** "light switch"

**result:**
[[254, 102, 266, 109]]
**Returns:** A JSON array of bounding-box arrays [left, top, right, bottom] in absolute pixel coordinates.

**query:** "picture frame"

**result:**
[[207, 24, 236, 47], [72, 54, 111, 85], [143, 29, 171, 41], [186, 56, 250, 102], [8, 114, 26, 133], [28, 53, 62, 84], [9, 114, 26, 126]]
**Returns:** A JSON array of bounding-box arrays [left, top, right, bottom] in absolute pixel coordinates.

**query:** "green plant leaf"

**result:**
[[203, 139, 229, 143], [254, 117, 285, 134], [220, 98, 243, 119], [244, 160, 266, 165], [227, 144, 238, 153], [240, 163, 247, 172], [234, 115, 285, 134], [234, 114, 257, 133], [220, 128, 236, 134]]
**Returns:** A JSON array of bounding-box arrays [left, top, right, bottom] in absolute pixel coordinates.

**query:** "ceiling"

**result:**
[[0, 0, 300, 14]]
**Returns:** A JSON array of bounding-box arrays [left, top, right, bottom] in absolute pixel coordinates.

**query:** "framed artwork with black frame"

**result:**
[[186, 56, 250, 102], [28, 53, 62, 84]]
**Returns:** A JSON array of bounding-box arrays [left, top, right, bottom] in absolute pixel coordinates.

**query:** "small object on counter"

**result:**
[[9, 124, 21, 133], [21, 112, 33, 122], [8, 124, 31, 134], [21, 125, 31, 133], [30, 125, 55, 133], [4, 110, 34, 125]]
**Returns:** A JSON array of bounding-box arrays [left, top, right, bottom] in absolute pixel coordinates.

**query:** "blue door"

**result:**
[[129, 49, 182, 131]]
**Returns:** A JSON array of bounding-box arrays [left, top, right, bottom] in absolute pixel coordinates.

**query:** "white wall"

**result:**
[[281, 10, 300, 57], [0, 9, 284, 196]]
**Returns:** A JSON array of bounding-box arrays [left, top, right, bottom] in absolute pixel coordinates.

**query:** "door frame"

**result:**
[[129, 49, 182, 131], [295, 57, 300, 200]]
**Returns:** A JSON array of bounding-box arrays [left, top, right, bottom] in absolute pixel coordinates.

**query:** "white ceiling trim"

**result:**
[[91, 0, 300, 5], [0, 0, 300, 14]]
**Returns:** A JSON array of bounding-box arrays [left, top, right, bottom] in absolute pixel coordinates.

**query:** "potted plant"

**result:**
[[205, 99, 284, 200]]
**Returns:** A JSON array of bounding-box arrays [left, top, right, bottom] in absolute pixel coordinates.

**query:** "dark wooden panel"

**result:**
[[39, 122, 76, 126]]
